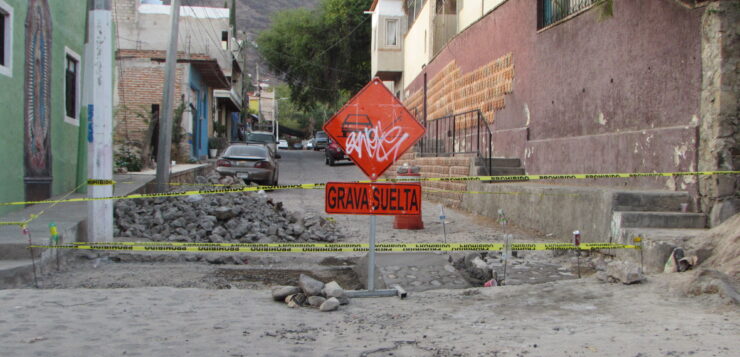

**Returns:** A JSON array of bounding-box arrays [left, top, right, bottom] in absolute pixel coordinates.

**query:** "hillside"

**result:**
[[188, 0, 320, 81]]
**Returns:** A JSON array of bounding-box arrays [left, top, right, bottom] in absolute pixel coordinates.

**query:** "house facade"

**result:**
[[370, 0, 738, 226], [0, 0, 89, 215], [112, 0, 243, 163]]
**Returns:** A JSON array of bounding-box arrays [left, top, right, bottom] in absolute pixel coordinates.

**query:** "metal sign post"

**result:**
[[324, 79, 426, 299], [368, 214, 377, 291]]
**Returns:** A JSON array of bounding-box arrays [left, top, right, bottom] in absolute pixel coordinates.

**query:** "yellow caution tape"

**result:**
[[1, 171, 737, 207], [87, 179, 116, 185], [33, 242, 639, 252], [426, 189, 581, 197], [0, 220, 30, 226]]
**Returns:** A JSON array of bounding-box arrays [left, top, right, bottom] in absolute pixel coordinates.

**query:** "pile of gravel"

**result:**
[[114, 191, 343, 243]]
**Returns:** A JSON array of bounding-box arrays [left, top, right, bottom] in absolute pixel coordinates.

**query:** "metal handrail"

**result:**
[[418, 109, 493, 175]]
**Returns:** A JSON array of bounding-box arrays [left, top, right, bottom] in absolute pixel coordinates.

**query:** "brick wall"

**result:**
[[404, 53, 514, 126], [387, 153, 475, 208], [115, 50, 187, 161]]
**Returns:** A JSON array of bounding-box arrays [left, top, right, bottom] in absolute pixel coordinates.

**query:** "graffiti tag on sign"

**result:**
[[323, 78, 425, 180], [325, 182, 421, 215]]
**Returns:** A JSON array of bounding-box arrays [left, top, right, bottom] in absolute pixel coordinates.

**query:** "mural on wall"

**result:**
[[23, 0, 53, 200]]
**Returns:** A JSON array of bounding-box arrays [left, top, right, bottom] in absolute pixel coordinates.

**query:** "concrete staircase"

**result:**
[[610, 191, 707, 273], [474, 158, 526, 178]]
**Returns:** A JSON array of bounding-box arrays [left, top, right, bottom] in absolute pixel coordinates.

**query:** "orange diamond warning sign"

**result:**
[[323, 78, 425, 180]]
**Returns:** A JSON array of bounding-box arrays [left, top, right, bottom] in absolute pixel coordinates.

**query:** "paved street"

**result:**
[[271, 149, 524, 246]]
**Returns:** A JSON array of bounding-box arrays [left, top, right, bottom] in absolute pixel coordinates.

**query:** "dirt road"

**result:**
[[1, 275, 737, 356], [1, 150, 737, 356]]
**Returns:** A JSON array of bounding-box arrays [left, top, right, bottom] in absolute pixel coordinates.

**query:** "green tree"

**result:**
[[275, 83, 350, 136], [256, 0, 371, 110]]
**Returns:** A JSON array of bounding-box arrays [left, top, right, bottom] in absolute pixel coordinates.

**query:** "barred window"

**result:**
[[539, 0, 597, 29]]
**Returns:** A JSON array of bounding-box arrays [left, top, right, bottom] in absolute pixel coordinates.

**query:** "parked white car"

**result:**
[[278, 140, 289, 149]]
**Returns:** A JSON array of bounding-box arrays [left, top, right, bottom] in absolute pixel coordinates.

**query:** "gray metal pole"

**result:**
[[368, 214, 377, 291], [156, 0, 181, 193], [85, 0, 113, 242]]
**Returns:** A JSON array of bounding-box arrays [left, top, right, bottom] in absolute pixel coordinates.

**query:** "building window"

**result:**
[[221, 31, 229, 50], [406, 0, 424, 26], [385, 19, 399, 47], [0, 0, 13, 77], [64, 48, 81, 126], [538, 0, 597, 29]]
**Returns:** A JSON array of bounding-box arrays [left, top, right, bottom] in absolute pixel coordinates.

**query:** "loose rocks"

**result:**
[[307, 296, 326, 308], [454, 253, 494, 285], [319, 297, 340, 312], [272, 286, 301, 301], [322, 281, 345, 298], [299, 274, 325, 296], [113, 182, 343, 243], [272, 275, 351, 311], [599, 261, 645, 284]]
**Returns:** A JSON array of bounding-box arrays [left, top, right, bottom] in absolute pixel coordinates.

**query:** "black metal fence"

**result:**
[[539, 0, 597, 28], [418, 109, 492, 174]]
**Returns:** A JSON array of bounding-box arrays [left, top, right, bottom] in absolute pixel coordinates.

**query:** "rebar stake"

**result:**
[[23, 226, 39, 288], [573, 230, 582, 279]]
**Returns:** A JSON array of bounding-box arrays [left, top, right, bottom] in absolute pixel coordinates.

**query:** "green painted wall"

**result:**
[[0, 0, 88, 216]]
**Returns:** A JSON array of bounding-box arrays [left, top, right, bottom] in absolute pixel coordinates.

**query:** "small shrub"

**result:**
[[115, 146, 143, 172]]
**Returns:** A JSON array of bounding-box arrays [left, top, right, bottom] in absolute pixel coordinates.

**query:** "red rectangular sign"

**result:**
[[325, 182, 422, 216]]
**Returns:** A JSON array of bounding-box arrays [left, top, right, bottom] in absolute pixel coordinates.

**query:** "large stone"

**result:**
[[213, 207, 236, 220], [709, 198, 739, 227], [291, 224, 305, 236], [322, 281, 345, 298], [304, 214, 320, 228], [337, 295, 350, 305], [307, 296, 326, 308], [298, 274, 325, 296], [170, 217, 186, 228], [604, 261, 645, 284], [319, 297, 340, 312], [272, 286, 301, 301], [162, 207, 180, 220]]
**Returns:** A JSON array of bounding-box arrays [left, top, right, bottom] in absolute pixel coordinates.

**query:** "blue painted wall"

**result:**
[[188, 67, 208, 159]]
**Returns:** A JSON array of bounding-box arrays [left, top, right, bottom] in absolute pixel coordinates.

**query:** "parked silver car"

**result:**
[[215, 144, 279, 186], [246, 131, 280, 158]]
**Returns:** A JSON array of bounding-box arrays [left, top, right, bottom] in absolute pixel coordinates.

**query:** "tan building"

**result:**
[[113, 0, 245, 162]]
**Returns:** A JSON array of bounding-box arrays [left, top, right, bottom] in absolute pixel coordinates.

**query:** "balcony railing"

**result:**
[[417, 109, 493, 175], [539, 0, 597, 29]]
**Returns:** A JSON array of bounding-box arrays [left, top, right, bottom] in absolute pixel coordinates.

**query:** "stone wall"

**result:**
[[698, 0, 740, 226]]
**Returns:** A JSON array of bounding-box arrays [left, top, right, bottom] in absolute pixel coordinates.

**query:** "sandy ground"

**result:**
[[1, 276, 738, 357], [1, 151, 738, 356]]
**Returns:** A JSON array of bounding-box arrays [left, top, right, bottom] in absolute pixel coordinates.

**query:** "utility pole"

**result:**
[[156, 0, 181, 193], [85, 0, 113, 242], [274, 94, 278, 139], [256, 64, 263, 130]]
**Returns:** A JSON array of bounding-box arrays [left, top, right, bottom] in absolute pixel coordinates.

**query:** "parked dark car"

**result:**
[[313, 131, 329, 151], [325, 138, 350, 166], [215, 144, 278, 186]]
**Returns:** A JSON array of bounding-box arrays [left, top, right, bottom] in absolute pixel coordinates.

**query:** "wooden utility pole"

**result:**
[[85, 0, 113, 242], [156, 0, 181, 192]]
